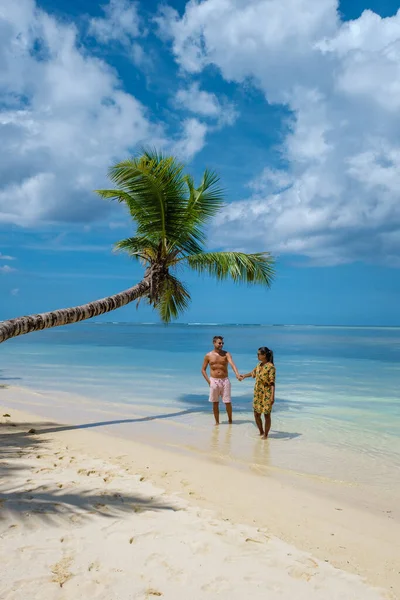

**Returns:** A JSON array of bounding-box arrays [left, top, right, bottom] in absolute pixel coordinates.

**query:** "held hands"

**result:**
[[237, 374, 245, 382]]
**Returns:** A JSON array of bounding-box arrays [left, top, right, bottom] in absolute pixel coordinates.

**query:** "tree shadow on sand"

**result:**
[[0, 421, 177, 524]]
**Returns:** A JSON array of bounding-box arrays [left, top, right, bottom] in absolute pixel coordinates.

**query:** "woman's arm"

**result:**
[[241, 372, 252, 379], [269, 365, 276, 403], [241, 367, 257, 380]]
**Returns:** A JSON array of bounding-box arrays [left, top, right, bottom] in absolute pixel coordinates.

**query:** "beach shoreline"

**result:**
[[1, 386, 399, 597]]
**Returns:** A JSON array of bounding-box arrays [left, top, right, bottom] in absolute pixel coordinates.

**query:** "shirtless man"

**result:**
[[201, 335, 241, 425]]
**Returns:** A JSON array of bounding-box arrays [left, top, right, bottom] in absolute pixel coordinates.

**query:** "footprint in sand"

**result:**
[[145, 589, 163, 598], [50, 555, 73, 588], [69, 514, 83, 525], [188, 541, 211, 555], [94, 503, 109, 513], [88, 560, 101, 573], [201, 577, 231, 593], [77, 469, 97, 476], [288, 557, 319, 582]]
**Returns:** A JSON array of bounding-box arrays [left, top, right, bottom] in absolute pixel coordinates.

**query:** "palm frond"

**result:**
[[114, 236, 159, 264], [186, 252, 275, 286], [155, 274, 191, 323], [96, 153, 227, 259], [106, 153, 187, 248], [185, 171, 224, 218], [160, 169, 224, 257], [95, 189, 134, 204]]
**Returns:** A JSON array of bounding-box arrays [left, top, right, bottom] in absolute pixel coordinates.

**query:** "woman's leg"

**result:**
[[254, 410, 264, 435], [262, 413, 272, 438]]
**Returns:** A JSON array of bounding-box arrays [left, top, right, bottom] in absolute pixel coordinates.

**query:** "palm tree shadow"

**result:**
[[0, 421, 178, 524], [31, 407, 204, 435]]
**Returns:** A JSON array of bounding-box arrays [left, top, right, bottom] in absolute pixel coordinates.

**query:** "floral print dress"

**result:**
[[252, 362, 276, 414]]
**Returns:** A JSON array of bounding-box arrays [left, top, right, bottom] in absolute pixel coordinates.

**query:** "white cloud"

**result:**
[[10, 288, 19, 296], [0, 0, 165, 227], [172, 118, 208, 160], [0, 253, 16, 260], [89, 0, 141, 44], [159, 0, 400, 265], [0, 265, 16, 274], [175, 82, 237, 126]]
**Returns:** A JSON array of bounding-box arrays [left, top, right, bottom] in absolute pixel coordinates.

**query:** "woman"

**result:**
[[241, 347, 276, 438]]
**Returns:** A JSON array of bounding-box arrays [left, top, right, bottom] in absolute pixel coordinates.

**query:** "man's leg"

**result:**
[[212, 402, 220, 425], [209, 380, 220, 425], [225, 402, 233, 424], [222, 379, 232, 424], [254, 410, 264, 436], [262, 413, 272, 438]]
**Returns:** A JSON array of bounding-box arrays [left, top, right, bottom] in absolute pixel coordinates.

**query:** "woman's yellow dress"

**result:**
[[252, 362, 276, 414]]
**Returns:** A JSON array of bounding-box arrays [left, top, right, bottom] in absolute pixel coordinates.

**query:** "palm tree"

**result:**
[[0, 150, 275, 344]]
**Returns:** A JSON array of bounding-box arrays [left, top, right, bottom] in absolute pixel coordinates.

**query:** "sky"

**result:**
[[1, 0, 400, 326]]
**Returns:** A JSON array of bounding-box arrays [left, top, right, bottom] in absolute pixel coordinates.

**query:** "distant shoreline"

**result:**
[[84, 322, 400, 329]]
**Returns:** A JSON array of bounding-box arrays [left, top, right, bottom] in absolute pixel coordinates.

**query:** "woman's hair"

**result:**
[[258, 346, 274, 364]]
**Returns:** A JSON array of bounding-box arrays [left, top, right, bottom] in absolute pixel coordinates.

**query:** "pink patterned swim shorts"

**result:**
[[209, 377, 231, 404]]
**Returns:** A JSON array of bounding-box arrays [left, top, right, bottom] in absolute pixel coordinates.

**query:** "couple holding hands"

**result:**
[[201, 335, 276, 438]]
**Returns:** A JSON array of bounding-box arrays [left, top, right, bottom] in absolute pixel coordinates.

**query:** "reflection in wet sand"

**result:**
[[209, 425, 233, 464], [250, 437, 271, 476]]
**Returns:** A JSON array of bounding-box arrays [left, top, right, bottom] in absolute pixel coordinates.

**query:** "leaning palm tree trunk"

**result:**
[[0, 278, 151, 345]]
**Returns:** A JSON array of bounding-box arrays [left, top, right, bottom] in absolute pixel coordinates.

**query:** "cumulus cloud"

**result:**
[[88, 0, 148, 68], [89, 0, 141, 44], [175, 82, 237, 126], [159, 0, 400, 265], [172, 118, 208, 160], [0, 0, 167, 227]]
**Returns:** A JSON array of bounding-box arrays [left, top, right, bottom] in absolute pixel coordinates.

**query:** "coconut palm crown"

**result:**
[[0, 150, 275, 344]]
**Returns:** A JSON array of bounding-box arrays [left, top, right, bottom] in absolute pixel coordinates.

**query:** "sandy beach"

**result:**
[[1, 387, 399, 599]]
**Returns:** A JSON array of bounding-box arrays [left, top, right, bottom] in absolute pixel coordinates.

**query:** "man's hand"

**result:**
[[237, 374, 244, 381]]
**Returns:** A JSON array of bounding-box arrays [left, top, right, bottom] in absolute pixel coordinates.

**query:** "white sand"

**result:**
[[0, 406, 395, 600]]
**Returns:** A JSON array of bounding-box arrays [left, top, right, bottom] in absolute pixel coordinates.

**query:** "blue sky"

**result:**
[[1, 0, 400, 326]]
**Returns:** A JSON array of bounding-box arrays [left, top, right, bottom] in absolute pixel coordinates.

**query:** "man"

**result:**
[[201, 335, 241, 425]]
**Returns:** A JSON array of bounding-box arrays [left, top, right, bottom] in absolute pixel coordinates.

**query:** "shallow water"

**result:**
[[1, 323, 400, 493]]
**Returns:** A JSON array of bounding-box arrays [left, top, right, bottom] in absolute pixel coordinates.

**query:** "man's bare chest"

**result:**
[[209, 352, 228, 367]]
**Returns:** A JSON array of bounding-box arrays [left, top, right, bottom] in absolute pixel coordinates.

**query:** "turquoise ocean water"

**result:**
[[1, 323, 400, 493]]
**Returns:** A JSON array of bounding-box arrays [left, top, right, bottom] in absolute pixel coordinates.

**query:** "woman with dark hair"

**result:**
[[241, 347, 276, 438]]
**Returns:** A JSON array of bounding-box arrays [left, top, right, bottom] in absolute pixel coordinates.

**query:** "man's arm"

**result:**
[[201, 355, 210, 385], [226, 352, 241, 380]]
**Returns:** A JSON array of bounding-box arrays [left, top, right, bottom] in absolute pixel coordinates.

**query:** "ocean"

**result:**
[[1, 322, 400, 498]]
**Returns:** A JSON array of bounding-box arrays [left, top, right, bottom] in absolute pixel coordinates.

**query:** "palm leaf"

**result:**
[[185, 170, 224, 220], [156, 274, 191, 323], [107, 153, 187, 247], [185, 252, 275, 286], [114, 236, 159, 264], [180, 170, 224, 254]]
